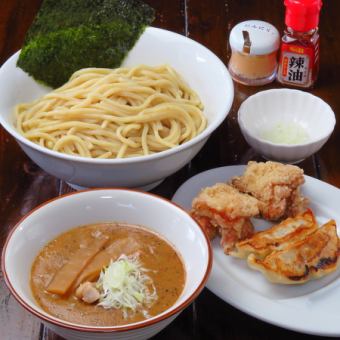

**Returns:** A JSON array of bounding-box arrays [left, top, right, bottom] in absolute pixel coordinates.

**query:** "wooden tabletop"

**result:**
[[1, 0, 339, 339]]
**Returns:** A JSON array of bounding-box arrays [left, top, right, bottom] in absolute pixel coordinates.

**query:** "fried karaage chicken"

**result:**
[[191, 183, 259, 254], [232, 161, 308, 221]]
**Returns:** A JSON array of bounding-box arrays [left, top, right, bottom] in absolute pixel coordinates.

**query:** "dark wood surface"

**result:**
[[0, 0, 339, 339]]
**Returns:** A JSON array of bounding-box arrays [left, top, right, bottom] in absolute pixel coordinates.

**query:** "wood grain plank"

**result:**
[[185, 0, 317, 178], [184, 1, 320, 339], [196, 289, 321, 340], [144, 0, 186, 34], [311, 0, 340, 187], [43, 0, 186, 339], [0, 272, 42, 340], [0, 146, 60, 340], [0, 140, 60, 340], [0, 0, 42, 64], [0, 2, 58, 340], [0, 1, 339, 340]]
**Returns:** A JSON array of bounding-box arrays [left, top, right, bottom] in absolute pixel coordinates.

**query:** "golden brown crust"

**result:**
[[230, 209, 317, 259], [232, 161, 308, 220], [220, 218, 254, 254], [247, 220, 339, 284], [190, 211, 218, 240], [191, 183, 259, 253], [192, 183, 259, 219]]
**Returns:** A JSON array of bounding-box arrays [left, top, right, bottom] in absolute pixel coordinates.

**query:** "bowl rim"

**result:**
[[1, 188, 213, 333], [238, 88, 336, 148], [0, 26, 234, 164]]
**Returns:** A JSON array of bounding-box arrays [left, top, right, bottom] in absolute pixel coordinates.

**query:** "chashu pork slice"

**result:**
[[230, 209, 317, 259], [247, 220, 339, 284]]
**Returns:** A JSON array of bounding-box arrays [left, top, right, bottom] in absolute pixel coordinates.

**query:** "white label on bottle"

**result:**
[[281, 52, 310, 85]]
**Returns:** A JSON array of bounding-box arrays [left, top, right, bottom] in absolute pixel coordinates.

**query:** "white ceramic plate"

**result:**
[[172, 165, 340, 336]]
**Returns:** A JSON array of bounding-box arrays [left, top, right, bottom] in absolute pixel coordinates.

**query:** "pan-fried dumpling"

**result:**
[[230, 210, 317, 259], [248, 220, 339, 284]]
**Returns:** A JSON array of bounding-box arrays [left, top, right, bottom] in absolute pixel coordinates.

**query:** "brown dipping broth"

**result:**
[[30, 223, 186, 326]]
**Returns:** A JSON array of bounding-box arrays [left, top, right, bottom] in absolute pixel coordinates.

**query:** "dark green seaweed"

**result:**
[[17, 0, 155, 88]]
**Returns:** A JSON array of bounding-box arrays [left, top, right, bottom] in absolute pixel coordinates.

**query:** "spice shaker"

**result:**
[[277, 0, 322, 88], [228, 20, 280, 86]]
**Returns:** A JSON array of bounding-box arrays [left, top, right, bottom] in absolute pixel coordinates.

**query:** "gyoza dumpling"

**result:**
[[247, 220, 339, 284], [230, 210, 317, 259]]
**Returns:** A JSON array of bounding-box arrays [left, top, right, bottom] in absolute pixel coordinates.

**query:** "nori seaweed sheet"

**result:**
[[17, 0, 155, 88]]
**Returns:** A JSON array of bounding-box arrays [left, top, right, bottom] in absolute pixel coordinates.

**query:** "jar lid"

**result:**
[[229, 20, 280, 55], [285, 0, 322, 32]]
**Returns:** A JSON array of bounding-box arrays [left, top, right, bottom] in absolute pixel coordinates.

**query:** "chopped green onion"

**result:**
[[96, 254, 157, 318]]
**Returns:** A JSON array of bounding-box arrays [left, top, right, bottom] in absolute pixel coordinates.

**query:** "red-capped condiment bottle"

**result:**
[[277, 0, 322, 88]]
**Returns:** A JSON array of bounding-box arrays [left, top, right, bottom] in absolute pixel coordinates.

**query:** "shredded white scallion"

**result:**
[[96, 254, 157, 318]]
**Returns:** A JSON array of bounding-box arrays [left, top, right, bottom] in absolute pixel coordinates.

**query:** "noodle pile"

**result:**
[[15, 65, 206, 158]]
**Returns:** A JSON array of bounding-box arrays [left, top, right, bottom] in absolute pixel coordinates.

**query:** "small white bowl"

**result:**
[[2, 189, 212, 340], [0, 27, 234, 190], [238, 89, 336, 163]]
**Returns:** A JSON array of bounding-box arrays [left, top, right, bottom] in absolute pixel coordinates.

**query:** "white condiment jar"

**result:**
[[228, 20, 280, 86]]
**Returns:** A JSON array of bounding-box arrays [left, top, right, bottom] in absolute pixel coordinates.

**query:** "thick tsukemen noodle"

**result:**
[[15, 65, 206, 158]]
